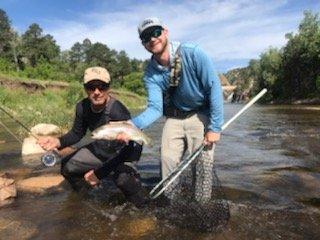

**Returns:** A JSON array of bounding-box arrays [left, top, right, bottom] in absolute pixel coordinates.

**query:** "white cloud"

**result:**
[[45, 0, 309, 70]]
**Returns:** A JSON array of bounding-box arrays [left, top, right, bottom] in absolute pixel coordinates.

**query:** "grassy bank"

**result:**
[[0, 74, 146, 135]]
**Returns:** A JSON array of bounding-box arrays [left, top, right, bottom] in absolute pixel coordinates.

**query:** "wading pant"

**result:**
[[161, 113, 216, 203], [60, 147, 145, 207]]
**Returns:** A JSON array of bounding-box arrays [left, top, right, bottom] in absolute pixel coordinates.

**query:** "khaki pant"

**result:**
[[161, 113, 215, 203]]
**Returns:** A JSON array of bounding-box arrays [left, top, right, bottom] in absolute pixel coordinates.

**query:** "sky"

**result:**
[[1, 0, 319, 73]]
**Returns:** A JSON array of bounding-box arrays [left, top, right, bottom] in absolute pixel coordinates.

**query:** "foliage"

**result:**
[[0, 57, 15, 72], [316, 76, 320, 90], [0, 9, 13, 57], [21, 23, 60, 67], [65, 82, 86, 107], [0, 8, 148, 96], [19, 59, 62, 80], [0, 86, 73, 132], [281, 11, 320, 99], [226, 10, 320, 102], [253, 47, 282, 101], [122, 72, 146, 96]]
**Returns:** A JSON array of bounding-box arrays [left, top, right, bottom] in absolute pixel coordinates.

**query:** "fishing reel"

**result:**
[[41, 151, 61, 167]]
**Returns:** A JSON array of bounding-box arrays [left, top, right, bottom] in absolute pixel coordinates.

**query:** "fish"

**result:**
[[91, 121, 152, 145]]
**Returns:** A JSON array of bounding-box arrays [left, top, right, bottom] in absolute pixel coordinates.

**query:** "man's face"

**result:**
[[84, 80, 109, 107], [141, 27, 168, 55]]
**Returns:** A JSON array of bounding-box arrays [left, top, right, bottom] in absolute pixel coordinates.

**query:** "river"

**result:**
[[0, 104, 319, 239]]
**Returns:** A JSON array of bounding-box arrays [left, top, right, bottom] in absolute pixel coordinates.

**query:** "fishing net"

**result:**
[[155, 149, 230, 233]]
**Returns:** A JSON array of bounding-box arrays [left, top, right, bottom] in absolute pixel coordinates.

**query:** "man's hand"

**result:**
[[37, 136, 61, 151], [203, 131, 221, 146], [84, 170, 100, 187], [115, 120, 135, 144], [116, 132, 130, 144]]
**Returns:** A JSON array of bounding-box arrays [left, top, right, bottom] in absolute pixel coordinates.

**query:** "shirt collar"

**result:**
[[150, 41, 181, 71]]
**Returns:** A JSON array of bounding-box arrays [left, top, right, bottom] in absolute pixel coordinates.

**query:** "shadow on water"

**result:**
[[0, 105, 320, 239]]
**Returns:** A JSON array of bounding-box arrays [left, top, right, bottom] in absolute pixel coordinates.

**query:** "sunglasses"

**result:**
[[85, 83, 109, 91], [140, 28, 163, 44]]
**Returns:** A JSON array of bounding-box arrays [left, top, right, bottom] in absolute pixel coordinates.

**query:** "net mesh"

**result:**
[[155, 150, 230, 233]]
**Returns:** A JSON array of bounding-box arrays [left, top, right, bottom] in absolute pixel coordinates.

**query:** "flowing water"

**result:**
[[0, 104, 319, 239]]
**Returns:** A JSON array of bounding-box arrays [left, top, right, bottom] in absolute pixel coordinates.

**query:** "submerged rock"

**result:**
[[17, 174, 68, 194], [0, 174, 17, 207], [0, 218, 38, 239], [125, 217, 157, 238]]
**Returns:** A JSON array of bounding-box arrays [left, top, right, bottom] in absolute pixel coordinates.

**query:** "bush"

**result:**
[[65, 83, 86, 107], [0, 58, 15, 73], [316, 75, 320, 91], [122, 72, 146, 96]]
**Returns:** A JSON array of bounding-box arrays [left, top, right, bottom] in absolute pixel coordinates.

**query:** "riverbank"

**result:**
[[0, 73, 146, 134]]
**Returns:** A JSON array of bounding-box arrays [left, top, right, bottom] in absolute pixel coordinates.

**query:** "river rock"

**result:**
[[125, 216, 157, 238], [22, 123, 61, 156], [17, 174, 67, 194], [30, 123, 61, 136], [0, 174, 17, 207], [21, 136, 46, 156], [0, 218, 38, 239]]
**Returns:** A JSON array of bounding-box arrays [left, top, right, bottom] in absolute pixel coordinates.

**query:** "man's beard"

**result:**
[[148, 38, 168, 56]]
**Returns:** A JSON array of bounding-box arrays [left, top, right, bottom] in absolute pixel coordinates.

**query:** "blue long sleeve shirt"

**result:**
[[132, 41, 223, 132]]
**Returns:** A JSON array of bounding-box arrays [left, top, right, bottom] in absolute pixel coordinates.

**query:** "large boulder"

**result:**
[[30, 123, 61, 136], [21, 136, 46, 156], [21, 123, 61, 156]]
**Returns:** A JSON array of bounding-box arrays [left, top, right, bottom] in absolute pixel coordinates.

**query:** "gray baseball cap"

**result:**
[[138, 17, 164, 36]]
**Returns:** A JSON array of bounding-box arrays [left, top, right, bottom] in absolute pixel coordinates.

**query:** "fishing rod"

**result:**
[[149, 88, 268, 199], [0, 119, 23, 143], [0, 105, 39, 140]]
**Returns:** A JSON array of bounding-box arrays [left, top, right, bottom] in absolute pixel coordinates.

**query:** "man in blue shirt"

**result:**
[[119, 17, 223, 202]]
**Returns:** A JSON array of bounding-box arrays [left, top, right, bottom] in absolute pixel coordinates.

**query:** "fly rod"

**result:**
[[149, 88, 268, 199], [0, 119, 23, 143], [0, 105, 39, 140]]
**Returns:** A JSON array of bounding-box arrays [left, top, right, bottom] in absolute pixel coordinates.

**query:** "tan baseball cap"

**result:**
[[83, 67, 110, 84]]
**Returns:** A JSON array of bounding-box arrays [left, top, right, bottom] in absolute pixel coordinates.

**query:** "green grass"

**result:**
[[0, 87, 74, 134], [0, 72, 68, 87], [110, 87, 146, 109]]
